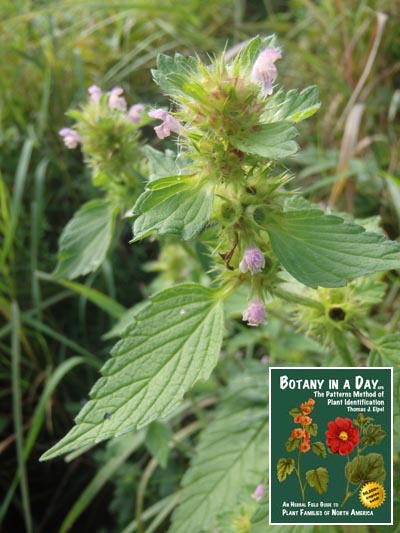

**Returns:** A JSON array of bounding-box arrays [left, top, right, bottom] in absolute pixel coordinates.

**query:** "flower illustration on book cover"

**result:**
[[325, 413, 387, 506], [276, 398, 328, 501]]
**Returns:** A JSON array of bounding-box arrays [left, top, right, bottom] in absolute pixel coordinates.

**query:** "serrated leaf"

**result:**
[[277, 458, 295, 481], [263, 207, 400, 288], [369, 333, 400, 366], [40, 284, 224, 460], [132, 185, 213, 241], [312, 441, 327, 458], [345, 453, 386, 485], [361, 424, 386, 447], [261, 86, 320, 124], [145, 421, 172, 468], [53, 199, 117, 279], [232, 122, 298, 159], [305, 467, 329, 494], [152, 53, 199, 95], [169, 373, 267, 533], [144, 146, 181, 181]]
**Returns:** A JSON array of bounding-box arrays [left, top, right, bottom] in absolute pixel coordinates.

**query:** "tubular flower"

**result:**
[[108, 87, 127, 111], [148, 109, 181, 139], [239, 245, 265, 274], [326, 417, 359, 456], [59, 128, 81, 149], [88, 85, 102, 102], [242, 298, 266, 327], [128, 104, 145, 124], [252, 484, 265, 501], [251, 48, 282, 96]]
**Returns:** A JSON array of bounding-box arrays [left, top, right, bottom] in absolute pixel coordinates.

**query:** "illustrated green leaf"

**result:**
[[305, 467, 329, 494], [40, 284, 224, 460], [261, 86, 320, 124], [277, 458, 295, 482], [132, 183, 213, 241], [361, 424, 386, 447], [169, 369, 267, 533], [311, 441, 327, 458], [308, 423, 318, 437], [232, 122, 298, 159], [289, 407, 302, 417], [145, 421, 172, 468], [54, 199, 117, 279], [285, 437, 300, 452], [263, 207, 400, 288], [345, 453, 386, 485]]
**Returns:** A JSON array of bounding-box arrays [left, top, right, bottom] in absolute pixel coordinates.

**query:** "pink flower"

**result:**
[[88, 85, 102, 102], [148, 109, 181, 139], [128, 103, 145, 124], [251, 48, 282, 95], [108, 87, 127, 111], [59, 128, 81, 149], [252, 484, 265, 501], [242, 298, 266, 327], [239, 245, 265, 274]]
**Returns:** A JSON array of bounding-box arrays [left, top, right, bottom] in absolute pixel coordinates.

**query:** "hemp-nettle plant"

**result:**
[[42, 35, 400, 533]]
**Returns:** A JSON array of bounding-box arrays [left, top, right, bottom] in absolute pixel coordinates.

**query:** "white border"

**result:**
[[268, 366, 394, 526]]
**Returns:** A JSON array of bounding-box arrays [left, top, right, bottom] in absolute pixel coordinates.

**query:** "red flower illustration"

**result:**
[[325, 417, 359, 455]]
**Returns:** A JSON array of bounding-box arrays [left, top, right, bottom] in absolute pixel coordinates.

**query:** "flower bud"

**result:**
[[59, 128, 81, 149], [88, 85, 102, 102], [252, 484, 265, 501], [128, 103, 145, 124], [242, 298, 266, 327], [239, 245, 265, 274], [251, 48, 282, 96], [108, 87, 127, 111], [148, 109, 181, 139]]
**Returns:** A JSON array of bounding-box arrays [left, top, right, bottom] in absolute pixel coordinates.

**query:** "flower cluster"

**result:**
[[59, 85, 145, 150], [325, 417, 359, 456], [291, 398, 316, 453]]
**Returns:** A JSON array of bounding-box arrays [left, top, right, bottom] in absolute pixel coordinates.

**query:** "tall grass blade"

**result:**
[[11, 301, 33, 533]]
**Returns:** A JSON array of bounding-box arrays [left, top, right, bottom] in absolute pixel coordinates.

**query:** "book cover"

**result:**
[[269, 367, 393, 525]]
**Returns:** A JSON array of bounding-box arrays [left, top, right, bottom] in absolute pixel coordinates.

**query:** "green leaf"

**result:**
[[144, 146, 186, 181], [361, 424, 386, 447], [285, 437, 300, 452], [263, 207, 400, 288], [345, 453, 386, 485], [54, 199, 117, 280], [289, 407, 302, 417], [232, 122, 298, 159], [369, 333, 400, 366], [305, 467, 329, 494], [145, 421, 172, 468], [311, 441, 327, 458], [40, 284, 224, 460], [132, 184, 213, 241], [152, 53, 199, 95], [308, 423, 318, 437], [277, 458, 295, 482], [261, 86, 320, 124], [169, 370, 267, 533]]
